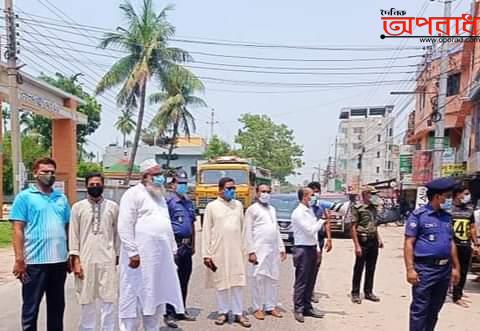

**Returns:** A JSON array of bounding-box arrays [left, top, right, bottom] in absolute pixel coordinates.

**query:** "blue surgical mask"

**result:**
[[310, 195, 318, 207], [176, 183, 188, 195], [152, 175, 166, 187], [440, 198, 452, 210], [224, 188, 236, 201]]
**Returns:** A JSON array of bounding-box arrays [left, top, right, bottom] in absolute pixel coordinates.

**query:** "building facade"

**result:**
[[335, 105, 396, 192]]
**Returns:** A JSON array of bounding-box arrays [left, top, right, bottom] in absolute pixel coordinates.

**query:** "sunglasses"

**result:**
[[260, 190, 271, 193]]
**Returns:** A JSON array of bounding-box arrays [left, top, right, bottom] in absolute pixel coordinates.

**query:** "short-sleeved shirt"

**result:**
[[351, 203, 378, 235], [9, 185, 71, 265], [405, 204, 452, 259], [166, 193, 196, 238], [450, 203, 475, 246]]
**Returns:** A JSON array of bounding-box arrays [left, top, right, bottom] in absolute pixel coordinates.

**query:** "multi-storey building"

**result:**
[[335, 105, 396, 192]]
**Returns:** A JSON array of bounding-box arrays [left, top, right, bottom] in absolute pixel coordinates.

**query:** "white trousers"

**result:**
[[79, 300, 115, 331], [215, 286, 244, 315], [250, 275, 279, 312], [119, 301, 163, 331]]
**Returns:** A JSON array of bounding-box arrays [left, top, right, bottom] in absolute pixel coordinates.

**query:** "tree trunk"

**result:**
[[122, 132, 126, 148], [125, 78, 147, 185], [165, 118, 179, 168]]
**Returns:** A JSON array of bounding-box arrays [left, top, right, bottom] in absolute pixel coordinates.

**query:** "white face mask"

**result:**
[[259, 192, 271, 204], [370, 195, 380, 205], [462, 194, 471, 204]]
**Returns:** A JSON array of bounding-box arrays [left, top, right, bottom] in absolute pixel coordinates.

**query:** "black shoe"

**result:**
[[364, 293, 380, 302], [294, 312, 305, 323], [303, 308, 325, 318], [164, 315, 178, 328], [177, 312, 196, 321], [351, 295, 361, 304]]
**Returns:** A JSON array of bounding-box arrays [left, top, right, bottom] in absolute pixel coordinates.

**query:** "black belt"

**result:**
[[357, 233, 377, 240], [175, 236, 192, 245], [414, 256, 450, 266]]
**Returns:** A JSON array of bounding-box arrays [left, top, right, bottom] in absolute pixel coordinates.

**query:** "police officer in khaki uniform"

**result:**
[[350, 186, 384, 304]]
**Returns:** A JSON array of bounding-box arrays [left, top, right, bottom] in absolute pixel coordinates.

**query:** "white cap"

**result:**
[[139, 158, 160, 174]]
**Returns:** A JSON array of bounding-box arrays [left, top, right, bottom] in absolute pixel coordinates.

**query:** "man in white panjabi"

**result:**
[[202, 177, 252, 328], [244, 184, 286, 321], [117, 159, 184, 331], [70, 173, 119, 331]]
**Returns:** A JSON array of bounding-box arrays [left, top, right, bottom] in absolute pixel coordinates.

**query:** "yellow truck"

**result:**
[[195, 156, 272, 224]]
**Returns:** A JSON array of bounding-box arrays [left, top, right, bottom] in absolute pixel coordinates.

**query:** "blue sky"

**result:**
[[15, 0, 472, 183]]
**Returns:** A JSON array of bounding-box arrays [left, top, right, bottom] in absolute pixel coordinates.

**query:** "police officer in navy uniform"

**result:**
[[164, 168, 197, 328], [404, 177, 461, 331]]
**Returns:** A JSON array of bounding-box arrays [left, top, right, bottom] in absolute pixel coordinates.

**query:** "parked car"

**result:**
[[319, 193, 352, 238], [270, 193, 298, 250]]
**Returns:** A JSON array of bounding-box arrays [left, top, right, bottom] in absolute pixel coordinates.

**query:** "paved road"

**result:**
[[0, 226, 479, 330]]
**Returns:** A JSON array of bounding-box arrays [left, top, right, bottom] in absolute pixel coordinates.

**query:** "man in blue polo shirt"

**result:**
[[10, 157, 71, 331], [164, 168, 197, 328]]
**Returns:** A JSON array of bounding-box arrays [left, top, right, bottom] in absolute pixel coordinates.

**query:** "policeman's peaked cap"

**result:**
[[425, 177, 457, 194], [175, 168, 189, 183]]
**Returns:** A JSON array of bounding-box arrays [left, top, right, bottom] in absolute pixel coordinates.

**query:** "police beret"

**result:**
[[175, 168, 189, 183], [425, 177, 456, 193]]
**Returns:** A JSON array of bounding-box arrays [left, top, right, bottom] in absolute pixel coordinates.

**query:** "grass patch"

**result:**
[[0, 222, 12, 247]]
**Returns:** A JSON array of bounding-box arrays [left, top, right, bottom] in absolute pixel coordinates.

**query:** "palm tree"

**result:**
[[149, 66, 207, 168], [115, 109, 136, 147], [96, 0, 190, 184]]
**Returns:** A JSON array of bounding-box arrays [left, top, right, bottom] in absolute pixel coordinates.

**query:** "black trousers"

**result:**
[[166, 242, 193, 316], [22, 262, 67, 331], [293, 245, 317, 313], [351, 237, 379, 296], [452, 245, 472, 302]]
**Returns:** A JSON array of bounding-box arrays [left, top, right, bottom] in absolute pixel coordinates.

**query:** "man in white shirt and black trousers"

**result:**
[[291, 187, 326, 323]]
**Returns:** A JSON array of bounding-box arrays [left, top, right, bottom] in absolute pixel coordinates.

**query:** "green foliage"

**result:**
[[2, 133, 50, 195], [77, 162, 103, 178], [0, 222, 12, 247], [204, 135, 233, 159], [97, 0, 192, 183], [235, 114, 304, 182], [21, 73, 101, 154], [115, 108, 136, 147]]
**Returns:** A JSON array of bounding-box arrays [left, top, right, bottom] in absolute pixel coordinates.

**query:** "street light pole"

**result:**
[[432, 0, 452, 179], [5, 0, 23, 194]]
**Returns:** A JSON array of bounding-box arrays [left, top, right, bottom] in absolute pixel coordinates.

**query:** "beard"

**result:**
[[145, 183, 166, 199]]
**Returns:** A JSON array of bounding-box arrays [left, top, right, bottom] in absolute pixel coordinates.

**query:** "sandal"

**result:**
[[454, 299, 469, 308], [215, 313, 228, 325], [234, 315, 251, 328]]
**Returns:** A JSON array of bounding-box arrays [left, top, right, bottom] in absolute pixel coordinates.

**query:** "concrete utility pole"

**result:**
[[5, 0, 23, 194], [432, 0, 452, 179], [206, 108, 219, 141]]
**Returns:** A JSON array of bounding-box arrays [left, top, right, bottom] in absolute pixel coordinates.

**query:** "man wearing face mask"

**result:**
[[450, 186, 480, 308], [117, 159, 184, 331], [202, 177, 251, 328], [404, 177, 461, 331], [350, 186, 384, 304], [291, 187, 326, 323], [10, 157, 71, 331], [69, 172, 119, 331], [164, 168, 197, 328], [244, 184, 286, 321]]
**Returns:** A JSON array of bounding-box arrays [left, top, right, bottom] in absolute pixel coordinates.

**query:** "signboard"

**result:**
[[415, 186, 428, 209], [412, 151, 433, 184], [428, 136, 449, 150], [442, 147, 456, 164], [399, 154, 413, 174], [441, 163, 466, 177]]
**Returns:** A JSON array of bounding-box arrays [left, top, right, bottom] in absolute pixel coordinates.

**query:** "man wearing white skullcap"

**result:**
[[117, 159, 184, 330]]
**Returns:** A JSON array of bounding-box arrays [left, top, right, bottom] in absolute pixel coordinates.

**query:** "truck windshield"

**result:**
[[200, 170, 248, 185]]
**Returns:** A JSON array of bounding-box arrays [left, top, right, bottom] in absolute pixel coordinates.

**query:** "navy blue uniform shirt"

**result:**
[[405, 204, 453, 259], [166, 193, 196, 238]]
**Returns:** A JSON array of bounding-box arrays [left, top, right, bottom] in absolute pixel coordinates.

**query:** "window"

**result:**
[[190, 166, 197, 177], [387, 161, 392, 170], [377, 135, 381, 142], [447, 73, 461, 96], [200, 170, 248, 184], [377, 151, 381, 158], [353, 127, 364, 134], [353, 143, 362, 150], [376, 167, 380, 174], [389, 128, 393, 137], [341, 128, 348, 135]]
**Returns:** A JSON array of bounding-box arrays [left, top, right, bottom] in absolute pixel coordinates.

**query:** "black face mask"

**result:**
[[87, 186, 104, 198], [38, 174, 56, 187]]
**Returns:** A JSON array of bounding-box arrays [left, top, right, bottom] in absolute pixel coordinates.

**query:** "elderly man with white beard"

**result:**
[[244, 184, 287, 321], [117, 159, 184, 331]]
